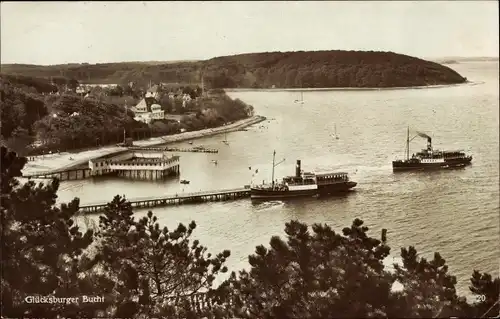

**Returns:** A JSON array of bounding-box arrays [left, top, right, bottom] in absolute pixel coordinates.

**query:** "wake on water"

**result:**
[[252, 200, 285, 211]]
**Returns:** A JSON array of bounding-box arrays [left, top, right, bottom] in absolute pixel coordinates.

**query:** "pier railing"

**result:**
[[107, 163, 178, 171], [79, 187, 250, 212], [81, 187, 246, 206], [111, 157, 179, 164], [107, 157, 179, 168], [128, 146, 218, 153], [22, 170, 63, 178], [22, 166, 89, 179]]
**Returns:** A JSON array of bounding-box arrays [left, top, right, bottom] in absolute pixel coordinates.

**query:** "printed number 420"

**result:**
[[474, 294, 486, 302]]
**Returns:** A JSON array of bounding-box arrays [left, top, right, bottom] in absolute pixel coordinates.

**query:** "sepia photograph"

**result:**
[[1, 1, 499, 318]]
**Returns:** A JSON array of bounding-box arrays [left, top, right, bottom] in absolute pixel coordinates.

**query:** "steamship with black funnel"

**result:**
[[392, 127, 473, 171], [250, 151, 357, 200]]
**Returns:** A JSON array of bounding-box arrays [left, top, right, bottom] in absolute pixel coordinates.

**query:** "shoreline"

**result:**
[[132, 114, 266, 147], [224, 81, 479, 93], [22, 115, 266, 175]]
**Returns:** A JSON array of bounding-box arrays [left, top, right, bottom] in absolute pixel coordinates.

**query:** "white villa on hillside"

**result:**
[[133, 99, 150, 123], [150, 103, 164, 120], [132, 99, 164, 124], [133, 99, 148, 113]]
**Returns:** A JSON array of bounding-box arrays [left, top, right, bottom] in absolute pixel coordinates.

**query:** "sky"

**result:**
[[1, 1, 498, 65]]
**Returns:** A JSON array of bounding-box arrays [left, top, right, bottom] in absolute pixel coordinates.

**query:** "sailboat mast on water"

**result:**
[[406, 126, 410, 160], [294, 83, 304, 104], [331, 124, 339, 140]]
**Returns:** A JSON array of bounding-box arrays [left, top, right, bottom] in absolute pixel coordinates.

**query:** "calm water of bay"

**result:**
[[58, 61, 499, 296]]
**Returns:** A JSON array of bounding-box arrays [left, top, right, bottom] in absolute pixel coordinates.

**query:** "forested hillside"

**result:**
[[1, 50, 466, 89], [0, 75, 145, 154], [0, 74, 253, 155]]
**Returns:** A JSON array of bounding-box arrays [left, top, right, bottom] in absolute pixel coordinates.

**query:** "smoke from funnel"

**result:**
[[416, 131, 431, 139]]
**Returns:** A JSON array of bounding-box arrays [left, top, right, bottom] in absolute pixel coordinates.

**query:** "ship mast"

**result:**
[[271, 150, 276, 188], [271, 150, 285, 189], [406, 126, 410, 160]]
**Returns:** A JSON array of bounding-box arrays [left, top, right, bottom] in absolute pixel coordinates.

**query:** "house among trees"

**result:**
[[182, 93, 192, 107], [75, 86, 87, 95], [133, 98, 149, 124], [150, 103, 164, 120], [145, 84, 160, 100], [132, 98, 164, 124], [133, 98, 148, 113]]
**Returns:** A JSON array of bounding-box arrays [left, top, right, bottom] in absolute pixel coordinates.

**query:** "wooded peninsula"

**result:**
[[1, 50, 466, 89], [0, 50, 467, 155]]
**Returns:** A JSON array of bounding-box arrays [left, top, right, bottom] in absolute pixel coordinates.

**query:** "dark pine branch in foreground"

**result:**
[[1, 146, 498, 318]]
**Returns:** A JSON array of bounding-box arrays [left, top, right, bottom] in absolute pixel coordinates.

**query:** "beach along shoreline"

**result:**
[[22, 115, 266, 175], [223, 81, 479, 92], [133, 115, 266, 147]]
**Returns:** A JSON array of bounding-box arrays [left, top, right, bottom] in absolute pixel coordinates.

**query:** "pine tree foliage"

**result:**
[[1, 146, 498, 318], [1, 146, 105, 318], [225, 218, 499, 319], [96, 196, 231, 318]]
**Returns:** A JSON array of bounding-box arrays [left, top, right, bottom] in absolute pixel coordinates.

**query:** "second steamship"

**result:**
[[392, 127, 473, 171], [250, 151, 357, 200]]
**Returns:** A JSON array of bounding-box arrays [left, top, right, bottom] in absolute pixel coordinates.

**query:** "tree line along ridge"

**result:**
[[1, 50, 467, 89]]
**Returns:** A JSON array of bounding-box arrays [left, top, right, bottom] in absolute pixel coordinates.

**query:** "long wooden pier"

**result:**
[[22, 166, 91, 180], [80, 187, 251, 213], [128, 146, 218, 154]]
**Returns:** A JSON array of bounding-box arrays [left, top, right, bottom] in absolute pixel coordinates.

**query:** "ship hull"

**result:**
[[251, 182, 357, 200], [392, 157, 472, 171], [250, 188, 317, 200], [317, 182, 357, 195]]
